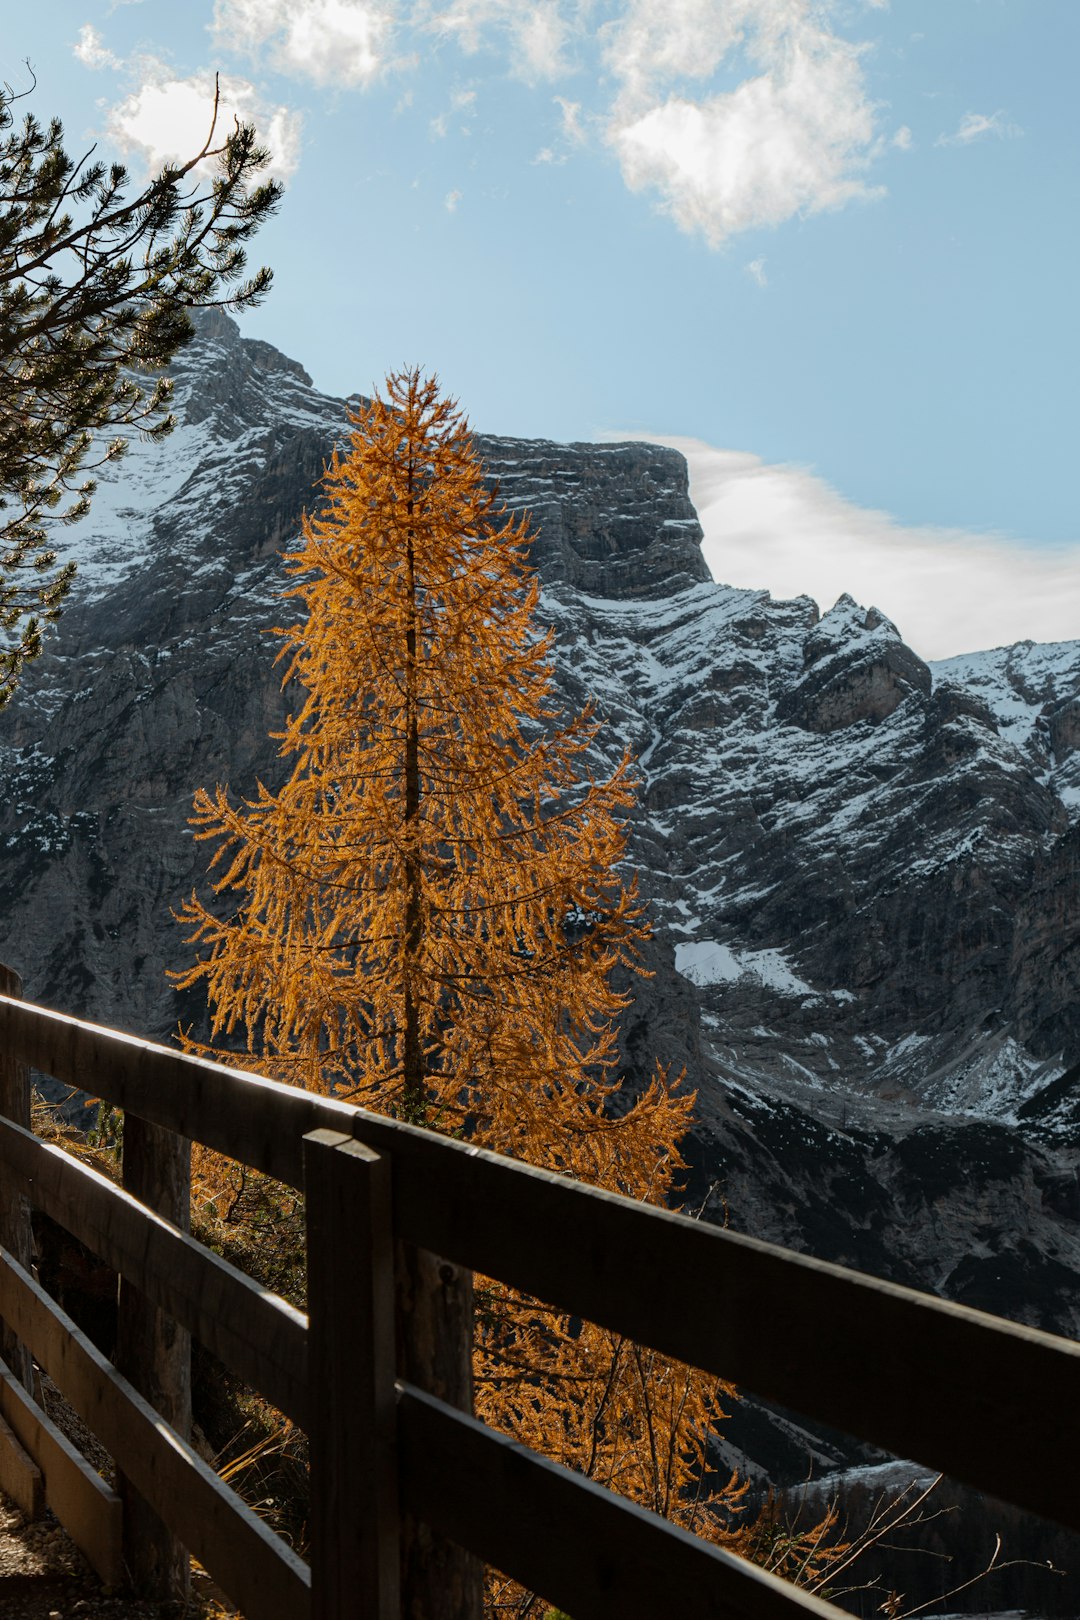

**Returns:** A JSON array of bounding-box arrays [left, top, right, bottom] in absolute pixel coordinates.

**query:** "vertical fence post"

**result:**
[[396, 1241, 483, 1620], [305, 1129, 399, 1620], [116, 1114, 192, 1601], [0, 963, 33, 1393]]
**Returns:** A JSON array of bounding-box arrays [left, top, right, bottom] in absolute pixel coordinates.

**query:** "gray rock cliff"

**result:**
[[3, 314, 1080, 1474]]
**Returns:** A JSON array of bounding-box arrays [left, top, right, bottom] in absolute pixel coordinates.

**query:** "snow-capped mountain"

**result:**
[[3, 309, 1080, 1398]]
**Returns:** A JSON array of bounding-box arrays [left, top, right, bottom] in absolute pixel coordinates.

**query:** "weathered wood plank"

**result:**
[[5, 995, 1080, 1532], [0, 1354, 122, 1586], [386, 1133, 1080, 1535], [0, 968, 32, 1391], [397, 1383, 843, 1620], [0, 1114, 308, 1426], [0, 1246, 310, 1620], [0, 1408, 42, 1521], [118, 1114, 193, 1601], [305, 1131, 399, 1620], [0, 994, 352, 1188]]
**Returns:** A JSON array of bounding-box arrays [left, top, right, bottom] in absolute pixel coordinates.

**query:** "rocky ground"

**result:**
[[0, 1370, 234, 1619], [0, 1489, 219, 1619]]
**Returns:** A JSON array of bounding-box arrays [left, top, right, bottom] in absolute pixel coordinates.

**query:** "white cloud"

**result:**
[[75, 24, 303, 181], [603, 0, 885, 246], [73, 24, 121, 71], [445, 187, 463, 210], [936, 109, 1023, 147], [107, 67, 302, 182], [745, 256, 767, 285], [213, 0, 396, 88], [892, 123, 912, 150], [648, 435, 1080, 662]]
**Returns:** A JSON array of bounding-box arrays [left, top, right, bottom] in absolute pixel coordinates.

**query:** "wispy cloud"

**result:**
[[212, 0, 397, 88], [512, 0, 575, 81], [73, 24, 121, 71], [80, 0, 897, 246], [648, 436, 1080, 661], [745, 256, 767, 286], [936, 109, 1023, 147], [207, 0, 890, 249], [444, 187, 463, 211], [429, 85, 478, 139], [425, 0, 575, 82], [554, 94, 585, 143]]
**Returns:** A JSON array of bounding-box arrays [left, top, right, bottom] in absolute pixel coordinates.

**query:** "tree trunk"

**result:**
[[402, 477, 425, 1120], [397, 428, 481, 1614]]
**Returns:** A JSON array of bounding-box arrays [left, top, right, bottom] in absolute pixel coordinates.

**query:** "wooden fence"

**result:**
[[1, 983, 1080, 1620]]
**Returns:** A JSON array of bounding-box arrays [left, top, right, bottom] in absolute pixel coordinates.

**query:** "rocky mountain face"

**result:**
[[3, 312, 1080, 1482]]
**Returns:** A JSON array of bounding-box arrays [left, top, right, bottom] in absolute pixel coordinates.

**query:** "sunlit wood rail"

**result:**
[[1, 986, 1079, 1619]]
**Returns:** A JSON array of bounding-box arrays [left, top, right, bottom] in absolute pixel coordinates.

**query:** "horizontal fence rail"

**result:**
[[0, 1244, 310, 1620], [1, 991, 1080, 1619], [3, 993, 1079, 1532], [0, 1113, 308, 1426], [397, 1381, 842, 1620], [0, 1347, 122, 1585]]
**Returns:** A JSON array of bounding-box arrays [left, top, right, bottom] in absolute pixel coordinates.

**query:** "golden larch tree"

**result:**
[[174, 369, 841, 1611]]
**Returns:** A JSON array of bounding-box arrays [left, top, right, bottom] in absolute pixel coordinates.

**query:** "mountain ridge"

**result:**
[[3, 312, 1080, 1455]]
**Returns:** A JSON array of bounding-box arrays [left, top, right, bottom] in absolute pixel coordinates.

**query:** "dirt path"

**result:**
[[0, 1490, 227, 1619]]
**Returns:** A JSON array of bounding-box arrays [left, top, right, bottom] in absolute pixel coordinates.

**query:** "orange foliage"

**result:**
[[175, 370, 650, 1159], [174, 369, 835, 1611]]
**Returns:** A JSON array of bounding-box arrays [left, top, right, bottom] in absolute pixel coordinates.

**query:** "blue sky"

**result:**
[[6, 1, 1078, 658]]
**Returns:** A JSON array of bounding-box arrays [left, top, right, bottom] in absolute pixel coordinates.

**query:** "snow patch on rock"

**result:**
[[675, 940, 813, 997]]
